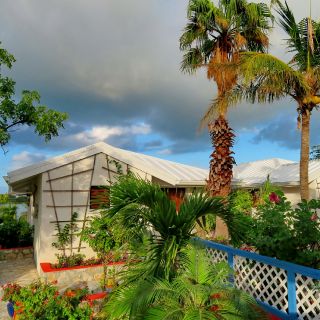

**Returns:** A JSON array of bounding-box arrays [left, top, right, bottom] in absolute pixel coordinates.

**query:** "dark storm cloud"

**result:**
[[1, 0, 320, 155], [252, 111, 320, 150], [252, 115, 300, 149]]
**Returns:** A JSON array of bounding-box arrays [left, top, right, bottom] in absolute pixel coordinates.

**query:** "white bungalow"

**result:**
[[5, 142, 207, 271]]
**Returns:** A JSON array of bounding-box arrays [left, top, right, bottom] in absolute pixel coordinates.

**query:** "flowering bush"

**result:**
[[1, 281, 92, 320], [249, 194, 320, 268]]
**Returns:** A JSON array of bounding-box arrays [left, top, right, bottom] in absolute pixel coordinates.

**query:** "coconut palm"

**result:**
[[180, 0, 273, 198], [106, 174, 243, 281], [213, 0, 320, 200], [102, 245, 268, 320]]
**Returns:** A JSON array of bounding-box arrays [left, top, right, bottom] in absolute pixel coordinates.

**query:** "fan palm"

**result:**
[[106, 174, 242, 281], [102, 245, 268, 320], [180, 0, 273, 198], [213, 0, 320, 200]]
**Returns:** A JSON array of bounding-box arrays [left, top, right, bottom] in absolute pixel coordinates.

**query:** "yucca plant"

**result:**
[[101, 245, 268, 320]]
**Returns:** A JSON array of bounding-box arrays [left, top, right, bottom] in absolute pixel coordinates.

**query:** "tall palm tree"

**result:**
[[213, 0, 320, 200], [106, 174, 242, 281], [180, 0, 273, 236]]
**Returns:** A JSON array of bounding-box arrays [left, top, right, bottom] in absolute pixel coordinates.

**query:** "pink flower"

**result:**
[[311, 213, 318, 221], [269, 192, 280, 204]]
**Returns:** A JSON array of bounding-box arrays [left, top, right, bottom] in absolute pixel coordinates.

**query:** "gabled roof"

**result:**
[[7, 142, 208, 187], [232, 158, 295, 187]]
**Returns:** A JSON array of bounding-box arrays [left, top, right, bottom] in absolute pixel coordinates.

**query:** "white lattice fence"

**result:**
[[234, 256, 288, 313], [206, 247, 228, 264], [296, 274, 320, 320]]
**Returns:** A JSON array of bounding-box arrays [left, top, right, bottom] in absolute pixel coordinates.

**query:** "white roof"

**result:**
[[233, 158, 295, 187], [7, 142, 208, 187], [234, 158, 320, 187], [270, 160, 320, 185]]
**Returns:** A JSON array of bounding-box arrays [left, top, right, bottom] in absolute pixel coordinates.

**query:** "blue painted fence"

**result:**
[[199, 239, 320, 320]]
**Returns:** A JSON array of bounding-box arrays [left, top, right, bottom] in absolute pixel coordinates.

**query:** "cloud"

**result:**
[[157, 148, 172, 155], [252, 112, 320, 150], [1, 0, 320, 157], [10, 151, 47, 170], [70, 123, 151, 146]]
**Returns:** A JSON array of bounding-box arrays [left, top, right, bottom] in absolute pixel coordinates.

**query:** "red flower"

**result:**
[[65, 290, 76, 297], [269, 192, 280, 204], [311, 213, 318, 221], [210, 293, 221, 299], [241, 245, 254, 252], [210, 305, 219, 312]]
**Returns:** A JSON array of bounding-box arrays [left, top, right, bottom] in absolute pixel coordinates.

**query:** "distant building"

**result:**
[[232, 158, 320, 204]]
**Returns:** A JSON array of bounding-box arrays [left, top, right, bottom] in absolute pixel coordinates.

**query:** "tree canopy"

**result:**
[[0, 44, 68, 148]]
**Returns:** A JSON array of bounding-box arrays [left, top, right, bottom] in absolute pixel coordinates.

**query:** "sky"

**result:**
[[0, 0, 320, 193]]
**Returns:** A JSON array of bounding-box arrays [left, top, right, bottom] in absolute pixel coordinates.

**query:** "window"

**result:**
[[90, 186, 110, 209]]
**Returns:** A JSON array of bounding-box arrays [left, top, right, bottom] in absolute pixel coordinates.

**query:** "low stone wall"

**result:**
[[0, 246, 33, 261], [39, 261, 125, 293]]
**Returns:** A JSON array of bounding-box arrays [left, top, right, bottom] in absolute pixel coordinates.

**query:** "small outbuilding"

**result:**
[[5, 142, 208, 270]]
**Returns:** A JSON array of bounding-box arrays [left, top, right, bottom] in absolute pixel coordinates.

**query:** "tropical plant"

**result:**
[[0, 43, 68, 148], [214, 0, 320, 200], [180, 0, 273, 198], [102, 245, 268, 320], [106, 174, 243, 281]]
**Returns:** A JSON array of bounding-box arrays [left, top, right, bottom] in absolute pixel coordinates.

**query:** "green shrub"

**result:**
[[225, 190, 255, 248], [0, 205, 33, 248], [229, 189, 253, 214]]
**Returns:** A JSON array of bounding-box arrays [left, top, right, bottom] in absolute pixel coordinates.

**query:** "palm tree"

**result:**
[[106, 174, 242, 281], [180, 0, 273, 236], [102, 245, 268, 320], [214, 0, 320, 200]]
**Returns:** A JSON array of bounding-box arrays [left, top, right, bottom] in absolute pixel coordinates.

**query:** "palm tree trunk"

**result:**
[[207, 116, 235, 239], [300, 110, 310, 200], [207, 116, 235, 196]]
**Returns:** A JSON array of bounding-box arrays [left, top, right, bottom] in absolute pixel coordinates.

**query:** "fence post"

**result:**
[[227, 252, 234, 284], [287, 270, 298, 319]]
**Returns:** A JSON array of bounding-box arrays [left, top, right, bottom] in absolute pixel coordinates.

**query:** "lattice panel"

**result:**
[[234, 256, 288, 312], [296, 274, 320, 320], [206, 248, 228, 264]]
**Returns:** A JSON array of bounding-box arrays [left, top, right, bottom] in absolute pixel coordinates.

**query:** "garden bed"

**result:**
[[0, 246, 33, 261], [40, 261, 125, 292]]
